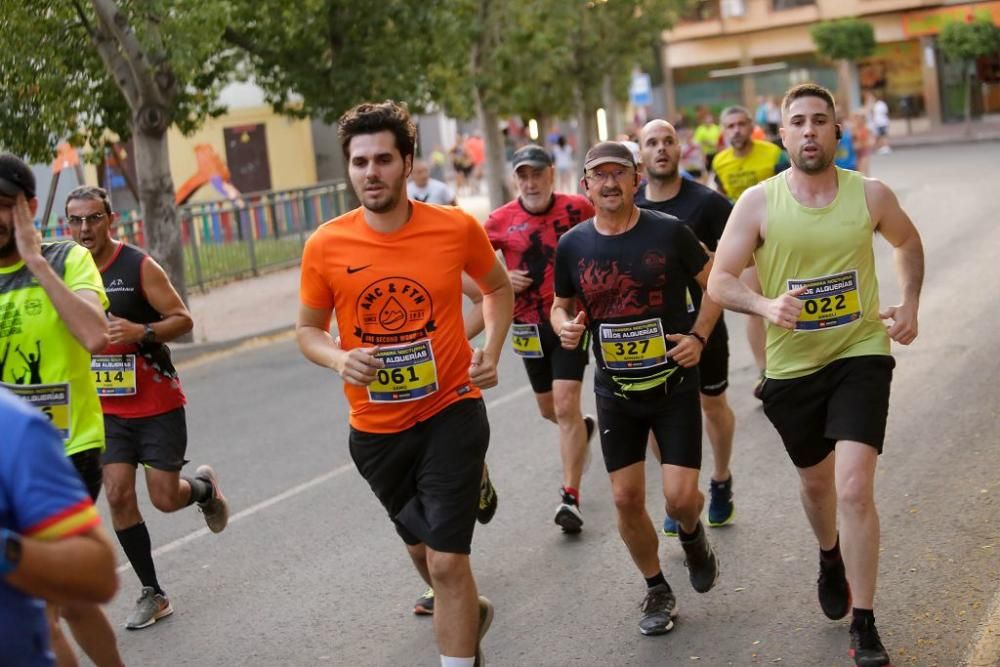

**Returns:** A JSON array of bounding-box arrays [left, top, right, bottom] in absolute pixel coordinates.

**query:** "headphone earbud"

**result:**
[[835, 124, 843, 141]]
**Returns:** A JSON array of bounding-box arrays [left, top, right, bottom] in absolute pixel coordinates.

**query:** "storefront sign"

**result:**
[[903, 2, 1000, 37]]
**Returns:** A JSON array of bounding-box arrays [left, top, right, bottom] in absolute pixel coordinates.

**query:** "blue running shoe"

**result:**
[[707, 475, 735, 527], [662, 515, 678, 537]]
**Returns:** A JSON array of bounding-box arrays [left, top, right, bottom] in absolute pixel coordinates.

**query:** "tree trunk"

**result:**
[[601, 74, 621, 139], [474, 83, 511, 211], [132, 125, 186, 302], [964, 68, 974, 138]]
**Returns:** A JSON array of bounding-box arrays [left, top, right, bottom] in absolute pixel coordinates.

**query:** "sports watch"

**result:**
[[142, 324, 156, 343], [0, 529, 23, 575]]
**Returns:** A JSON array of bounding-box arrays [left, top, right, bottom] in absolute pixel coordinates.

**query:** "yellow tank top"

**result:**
[[755, 168, 890, 379]]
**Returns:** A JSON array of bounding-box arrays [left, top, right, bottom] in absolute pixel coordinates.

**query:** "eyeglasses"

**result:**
[[585, 167, 631, 183], [66, 212, 107, 227]]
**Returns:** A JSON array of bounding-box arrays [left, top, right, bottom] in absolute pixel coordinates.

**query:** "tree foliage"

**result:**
[[810, 18, 876, 62], [937, 18, 1000, 64], [0, 1, 238, 161]]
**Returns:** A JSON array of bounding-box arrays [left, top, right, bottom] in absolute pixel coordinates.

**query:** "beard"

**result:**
[[792, 145, 833, 174], [360, 182, 403, 214], [646, 161, 678, 181]]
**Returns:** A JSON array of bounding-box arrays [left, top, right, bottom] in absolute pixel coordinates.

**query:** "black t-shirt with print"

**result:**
[[554, 208, 709, 396]]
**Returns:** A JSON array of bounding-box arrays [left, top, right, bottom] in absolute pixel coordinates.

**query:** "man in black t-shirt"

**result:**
[[636, 119, 738, 537], [552, 142, 721, 637]]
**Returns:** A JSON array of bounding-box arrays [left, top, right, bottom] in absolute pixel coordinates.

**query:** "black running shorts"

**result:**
[[596, 371, 703, 473], [760, 355, 895, 469], [70, 448, 104, 502], [698, 320, 729, 397], [349, 398, 489, 555], [521, 321, 589, 394], [103, 407, 189, 472]]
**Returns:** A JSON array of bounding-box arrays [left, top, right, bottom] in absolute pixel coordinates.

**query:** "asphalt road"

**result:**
[[86, 142, 1000, 667]]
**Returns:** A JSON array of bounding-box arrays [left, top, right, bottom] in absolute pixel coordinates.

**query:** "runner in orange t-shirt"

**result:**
[[297, 101, 513, 666]]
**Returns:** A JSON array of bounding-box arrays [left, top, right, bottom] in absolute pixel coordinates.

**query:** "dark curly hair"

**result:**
[[338, 101, 417, 162]]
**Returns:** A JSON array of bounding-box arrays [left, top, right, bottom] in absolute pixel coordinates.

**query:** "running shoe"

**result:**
[[680, 522, 720, 593], [126, 587, 173, 630], [752, 371, 766, 401], [195, 465, 229, 533], [818, 552, 852, 620], [707, 475, 735, 527], [849, 615, 892, 666], [638, 583, 677, 636], [474, 595, 494, 667], [413, 587, 434, 616], [662, 515, 679, 537], [477, 464, 498, 525], [554, 487, 583, 533]]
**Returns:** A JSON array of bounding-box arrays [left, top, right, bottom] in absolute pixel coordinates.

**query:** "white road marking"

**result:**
[[116, 383, 534, 574], [963, 586, 1000, 666]]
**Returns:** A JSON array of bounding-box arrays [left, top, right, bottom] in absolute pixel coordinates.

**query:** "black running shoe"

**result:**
[[818, 553, 851, 620], [752, 371, 766, 401], [639, 583, 677, 636], [554, 487, 583, 533], [477, 464, 498, 524], [680, 522, 720, 593], [413, 587, 434, 616], [849, 616, 892, 666]]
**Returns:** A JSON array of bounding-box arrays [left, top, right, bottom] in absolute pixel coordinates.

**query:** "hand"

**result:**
[[508, 269, 532, 294], [468, 348, 498, 389], [107, 315, 144, 345], [665, 333, 702, 368], [764, 286, 807, 330], [558, 312, 586, 350], [880, 302, 918, 345], [335, 345, 383, 386], [13, 194, 41, 263]]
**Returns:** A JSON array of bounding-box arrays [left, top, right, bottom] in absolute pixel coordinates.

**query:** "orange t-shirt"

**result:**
[[300, 201, 498, 433]]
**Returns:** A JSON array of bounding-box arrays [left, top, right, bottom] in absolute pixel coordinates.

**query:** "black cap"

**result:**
[[583, 142, 636, 171], [0, 153, 36, 199], [511, 144, 552, 171]]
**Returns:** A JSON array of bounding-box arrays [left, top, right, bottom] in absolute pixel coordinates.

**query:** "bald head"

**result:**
[[411, 158, 430, 187], [639, 119, 680, 182]]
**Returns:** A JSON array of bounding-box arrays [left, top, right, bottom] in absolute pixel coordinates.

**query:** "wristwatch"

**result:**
[[142, 324, 156, 343], [0, 529, 23, 575]]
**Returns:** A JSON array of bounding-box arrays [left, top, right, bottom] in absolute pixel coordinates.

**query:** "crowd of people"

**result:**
[[3, 81, 923, 667]]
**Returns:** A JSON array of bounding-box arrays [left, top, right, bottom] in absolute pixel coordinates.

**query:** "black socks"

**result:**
[[116, 522, 163, 596]]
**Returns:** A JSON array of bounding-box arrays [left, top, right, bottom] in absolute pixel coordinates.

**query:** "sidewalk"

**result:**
[[888, 115, 1000, 148]]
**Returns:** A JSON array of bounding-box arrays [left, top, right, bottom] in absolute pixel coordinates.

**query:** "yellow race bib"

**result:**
[[91, 354, 137, 397], [599, 318, 668, 370], [3, 382, 72, 441], [367, 340, 439, 403], [788, 270, 863, 331], [510, 323, 544, 358]]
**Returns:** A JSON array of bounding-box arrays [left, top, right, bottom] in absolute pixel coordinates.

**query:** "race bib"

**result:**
[[3, 382, 71, 441], [510, 323, 543, 358], [599, 318, 668, 370], [367, 339, 439, 403], [788, 270, 862, 331], [91, 354, 137, 396]]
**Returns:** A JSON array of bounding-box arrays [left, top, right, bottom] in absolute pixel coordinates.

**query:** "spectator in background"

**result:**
[[834, 113, 858, 171], [429, 146, 447, 182], [851, 111, 873, 176], [408, 159, 457, 205], [449, 136, 473, 195], [872, 94, 891, 154], [693, 112, 722, 176], [552, 135, 575, 194]]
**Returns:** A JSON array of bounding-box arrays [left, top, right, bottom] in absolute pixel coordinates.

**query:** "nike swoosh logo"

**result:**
[[347, 264, 372, 274]]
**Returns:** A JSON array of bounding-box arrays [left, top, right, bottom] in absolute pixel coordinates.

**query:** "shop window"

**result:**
[[680, 0, 720, 22], [772, 0, 815, 9]]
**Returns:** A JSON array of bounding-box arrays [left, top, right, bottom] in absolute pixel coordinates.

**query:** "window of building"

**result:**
[[680, 0, 720, 22], [772, 0, 815, 9]]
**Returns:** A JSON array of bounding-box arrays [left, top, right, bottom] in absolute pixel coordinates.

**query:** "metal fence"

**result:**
[[44, 179, 353, 291]]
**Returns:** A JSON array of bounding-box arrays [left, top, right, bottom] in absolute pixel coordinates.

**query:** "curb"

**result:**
[[891, 133, 1000, 149], [170, 324, 296, 365]]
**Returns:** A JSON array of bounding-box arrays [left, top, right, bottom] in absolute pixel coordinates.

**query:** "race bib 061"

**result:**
[[367, 340, 439, 403]]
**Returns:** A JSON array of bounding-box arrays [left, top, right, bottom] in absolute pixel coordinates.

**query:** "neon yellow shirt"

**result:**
[[755, 169, 890, 379], [0, 242, 109, 455], [713, 140, 786, 202], [693, 123, 721, 156]]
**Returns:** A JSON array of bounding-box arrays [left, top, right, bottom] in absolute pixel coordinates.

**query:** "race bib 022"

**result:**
[[787, 270, 862, 331]]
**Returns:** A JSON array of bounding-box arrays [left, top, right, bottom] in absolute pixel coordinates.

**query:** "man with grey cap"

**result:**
[[484, 144, 596, 533], [551, 141, 722, 636]]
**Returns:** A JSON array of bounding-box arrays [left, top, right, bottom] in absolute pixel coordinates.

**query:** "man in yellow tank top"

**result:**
[[708, 84, 924, 667]]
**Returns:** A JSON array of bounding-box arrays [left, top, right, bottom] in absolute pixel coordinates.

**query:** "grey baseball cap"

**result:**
[[583, 142, 636, 171], [512, 144, 553, 171]]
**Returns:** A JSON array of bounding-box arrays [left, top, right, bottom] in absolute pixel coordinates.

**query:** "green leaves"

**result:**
[[810, 18, 876, 62], [938, 18, 1000, 64]]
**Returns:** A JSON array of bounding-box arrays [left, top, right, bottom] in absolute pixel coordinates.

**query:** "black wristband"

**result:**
[[686, 331, 707, 347]]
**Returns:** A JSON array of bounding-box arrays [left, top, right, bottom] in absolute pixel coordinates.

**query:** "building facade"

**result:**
[[660, 0, 1000, 125]]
